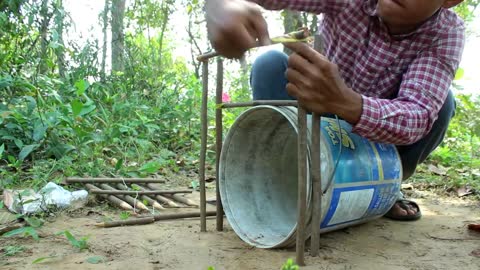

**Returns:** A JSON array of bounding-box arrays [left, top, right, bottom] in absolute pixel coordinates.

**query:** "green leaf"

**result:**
[[25, 96, 37, 115], [86, 256, 106, 264], [0, 201, 4, 209], [32, 257, 50, 264], [24, 217, 44, 228], [71, 100, 83, 117], [3, 226, 39, 241], [0, 143, 4, 158], [454, 68, 464, 81], [64, 230, 80, 247], [18, 144, 39, 161], [74, 79, 90, 96], [139, 161, 161, 173], [115, 158, 124, 172], [33, 121, 47, 142]]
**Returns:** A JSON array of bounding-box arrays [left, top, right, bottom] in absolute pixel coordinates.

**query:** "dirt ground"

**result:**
[[1, 188, 480, 270]]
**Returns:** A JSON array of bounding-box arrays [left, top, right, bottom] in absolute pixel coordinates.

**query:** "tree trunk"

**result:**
[[101, 0, 110, 80], [158, 0, 173, 71], [111, 0, 126, 73], [39, 0, 50, 74], [54, 0, 66, 79], [282, 10, 302, 55]]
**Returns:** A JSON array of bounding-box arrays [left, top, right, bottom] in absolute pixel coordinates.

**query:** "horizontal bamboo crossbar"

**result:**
[[66, 178, 165, 183], [89, 190, 192, 195], [220, 100, 298, 109]]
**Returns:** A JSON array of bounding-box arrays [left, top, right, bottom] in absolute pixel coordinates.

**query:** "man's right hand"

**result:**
[[206, 0, 270, 59]]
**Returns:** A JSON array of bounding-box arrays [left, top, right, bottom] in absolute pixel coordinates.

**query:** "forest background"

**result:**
[[0, 0, 479, 196]]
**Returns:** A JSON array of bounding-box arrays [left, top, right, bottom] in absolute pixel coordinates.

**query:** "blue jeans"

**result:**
[[250, 50, 456, 180]]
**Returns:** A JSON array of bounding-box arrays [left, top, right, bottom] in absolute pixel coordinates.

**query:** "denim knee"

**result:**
[[250, 50, 292, 100]]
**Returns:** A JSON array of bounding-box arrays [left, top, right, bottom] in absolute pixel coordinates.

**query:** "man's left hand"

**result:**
[[284, 42, 362, 125]]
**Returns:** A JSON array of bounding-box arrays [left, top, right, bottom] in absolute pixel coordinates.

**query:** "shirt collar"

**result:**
[[362, 0, 443, 39]]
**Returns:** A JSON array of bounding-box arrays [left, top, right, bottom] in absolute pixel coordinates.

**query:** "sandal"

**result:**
[[384, 199, 422, 221]]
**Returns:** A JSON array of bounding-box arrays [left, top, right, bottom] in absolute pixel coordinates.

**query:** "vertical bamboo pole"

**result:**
[[200, 60, 209, 232], [310, 113, 321, 256], [215, 57, 224, 231], [296, 106, 308, 266], [310, 35, 324, 257]]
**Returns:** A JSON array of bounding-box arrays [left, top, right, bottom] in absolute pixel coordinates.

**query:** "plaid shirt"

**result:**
[[253, 0, 465, 145]]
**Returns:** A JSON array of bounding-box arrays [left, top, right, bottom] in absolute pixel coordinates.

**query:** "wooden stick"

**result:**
[[199, 61, 209, 232], [215, 57, 224, 231], [0, 222, 24, 235], [99, 184, 149, 211], [145, 183, 196, 206], [115, 184, 164, 210], [143, 184, 180, 207], [197, 51, 218, 62], [90, 190, 192, 195], [310, 113, 321, 256], [221, 100, 298, 109], [66, 178, 165, 183], [165, 194, 198, 207], [310, 36, 324, 257], [152, 210, 217, 221], [296, 106, 308, 266], [197, 29, 311, 62], [95, 211, 218, 228], [86, 183, 133, 210], [95, 217, 155, 228]]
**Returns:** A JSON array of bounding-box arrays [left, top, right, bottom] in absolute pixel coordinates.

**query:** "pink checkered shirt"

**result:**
[[253, 0, 465, 145]]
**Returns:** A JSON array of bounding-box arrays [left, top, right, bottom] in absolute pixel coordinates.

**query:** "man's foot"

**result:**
[[384, 199, 422, 221]]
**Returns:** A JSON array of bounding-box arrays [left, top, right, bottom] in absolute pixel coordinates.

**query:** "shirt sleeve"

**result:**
[[249, 0, 351, 15], [351, 26, 465, 145]]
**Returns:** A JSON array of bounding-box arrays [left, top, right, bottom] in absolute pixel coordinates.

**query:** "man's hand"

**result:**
[[284, 42, 363, 125], [206, 0, 270, 59]]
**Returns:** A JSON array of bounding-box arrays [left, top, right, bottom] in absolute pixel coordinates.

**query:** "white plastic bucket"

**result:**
[[219, 106, 402, 248]]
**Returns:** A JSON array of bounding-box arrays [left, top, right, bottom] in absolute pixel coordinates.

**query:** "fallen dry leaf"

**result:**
[[401, 183, 414, 190], [470, 249, 480, 258], [457, 186, 474, 197], [427, 164, 448, 176], [467, 223, 480, 232]]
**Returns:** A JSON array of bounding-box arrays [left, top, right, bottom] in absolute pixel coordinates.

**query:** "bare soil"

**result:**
[[1, 188, 480, 270]]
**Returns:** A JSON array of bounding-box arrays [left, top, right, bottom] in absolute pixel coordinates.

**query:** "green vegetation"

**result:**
[[0, 0, 478, 195]]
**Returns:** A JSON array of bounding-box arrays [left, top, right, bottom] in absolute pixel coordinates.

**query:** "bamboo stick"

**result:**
[[66, 178, 165, 183], [197, 51, 218, 62], [199, 61, 209, 232], [197, 29, 311, 62], [143, 184, 180, 207], [0, 222, 24, 235], [165, 194, 198, 207], [90, 190, 191, 195], [151, 210, 217, 221], [95, 211, 218, 228], [310, 36, 324, 257], [296, 106, 308, 266], [215, 57, 224, 231], [85, 183, 133, 210], [115, 184, 164, 211], [95, 217, 155, 228], [310, 113, 321, 256], [220, 100, 298, 109], [100, 184, 149, 211]]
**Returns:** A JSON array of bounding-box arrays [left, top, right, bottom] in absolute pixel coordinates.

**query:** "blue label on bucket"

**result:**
[[320, 182, 400, 228], [373, 143, 402, 180], [322, 119, 386, 183]]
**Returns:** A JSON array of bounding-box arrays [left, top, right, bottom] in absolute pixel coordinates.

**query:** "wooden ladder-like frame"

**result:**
[[197, 36, 323, 266]]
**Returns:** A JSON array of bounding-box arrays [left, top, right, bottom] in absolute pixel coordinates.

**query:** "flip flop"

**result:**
[[384, 199, 422, 221]]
